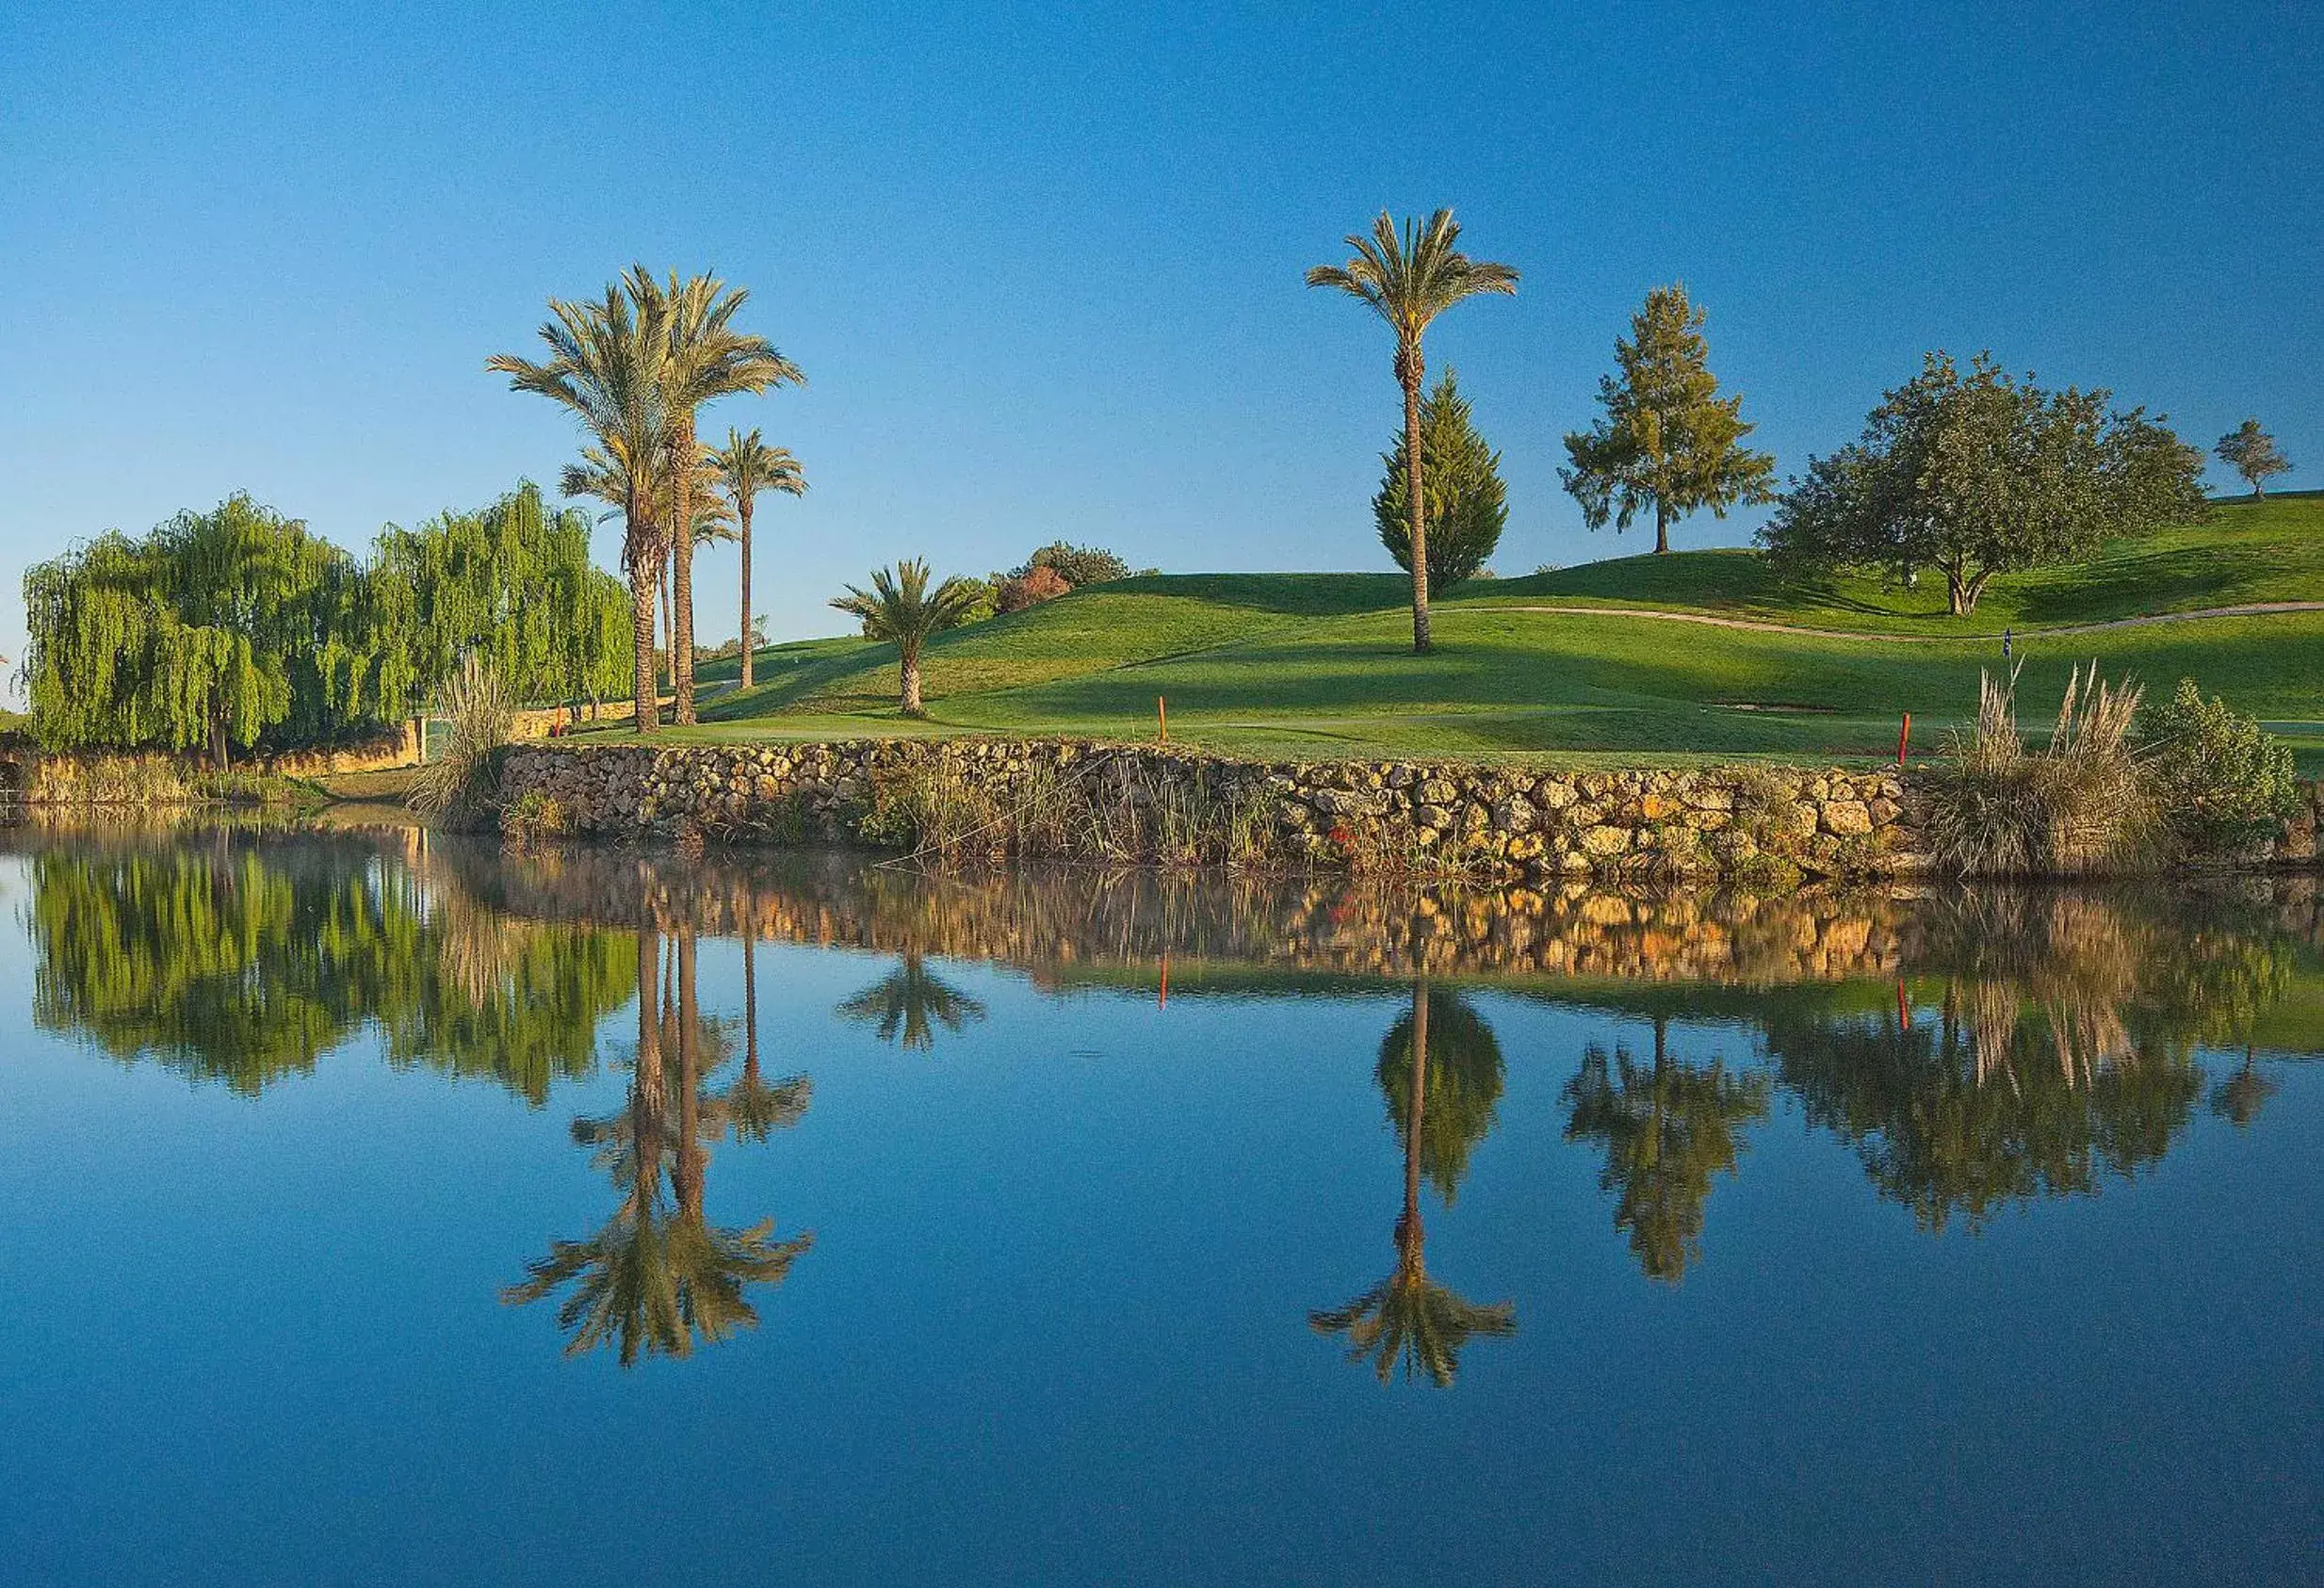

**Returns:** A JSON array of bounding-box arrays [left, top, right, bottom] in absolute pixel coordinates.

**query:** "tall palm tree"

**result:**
[[626, 267, 804, 725], [726, 908, 813, 1142], [829, 559, 983, 717], [1307, 211, 1518, 654], [490, 284, 671, 734], [1310, 981, 1516, 1386], [710, 429, 806, 691]]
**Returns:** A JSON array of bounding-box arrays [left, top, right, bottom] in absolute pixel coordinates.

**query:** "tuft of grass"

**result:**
[[410, 656, 513, 830], [1928, 664, 2153, 876]]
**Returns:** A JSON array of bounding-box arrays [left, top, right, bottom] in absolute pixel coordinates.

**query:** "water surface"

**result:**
[[2, 825, 2316, 1585]]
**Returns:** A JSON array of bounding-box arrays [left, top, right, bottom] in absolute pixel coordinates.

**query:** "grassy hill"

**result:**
[[666, 492, 2324, 767]]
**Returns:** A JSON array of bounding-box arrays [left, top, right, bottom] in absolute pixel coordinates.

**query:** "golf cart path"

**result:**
[[1468, 601, 2324, 643]]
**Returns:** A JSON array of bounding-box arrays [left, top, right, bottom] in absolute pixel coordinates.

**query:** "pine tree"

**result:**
[[2215, 419, 2292, 499], [1561, 284, 1776, 554], [1373, 369, 1508, 594]]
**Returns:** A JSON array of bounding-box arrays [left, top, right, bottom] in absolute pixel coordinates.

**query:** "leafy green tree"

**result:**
[[837, 950, 987, 1049], [20, 494, 400, 761], [1308, 210, 1519, 653], [1310, 983, 1516, 1386], [626, 266, 804, 725], [710, 429, 806, 690], [1761, 351, 2208, 614], [2215, 418, 2292, 498], [1017, 543, 1133, 588], [1374, 369, 1507, 593], [1561, 1017, 1768, 1282], [829, 559, 984, 716], [491, 283, 674, 734], [1561, 284, 1775, 556], [370, 482, 631, 726]]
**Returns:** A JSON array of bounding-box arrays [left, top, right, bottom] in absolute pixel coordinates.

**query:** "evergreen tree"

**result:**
[[2215, 418, 2292, 498], [1561, 284, 1776, 555], [1373, 369, 1507, 594]]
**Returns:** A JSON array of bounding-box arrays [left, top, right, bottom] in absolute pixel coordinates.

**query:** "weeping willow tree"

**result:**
[[370, 481, 632, 721], [22, 494, 401, 761]]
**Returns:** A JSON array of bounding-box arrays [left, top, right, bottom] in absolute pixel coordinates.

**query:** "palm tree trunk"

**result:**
[[739, 499, 755, 691], [630, 556, 658, 736], [635, 909, 665, 1121], [673, 421, 698, 725], [901, 648, 923, 716], [1402, 355, 1431, 654], [743, 905, 759, 1087], [660, 562, 674, 704], [1400, 980, 1429, 1258], [674, 927, 705, 1219]]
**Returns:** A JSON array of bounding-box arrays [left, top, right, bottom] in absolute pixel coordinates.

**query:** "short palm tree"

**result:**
[[490, 284, 671, 733], [710, 429, 806, 690], [829, 559, 983, 717], [1307, 211, 1518, 653], [626, 267, 804, 725], [837, 951, 987, 1050]]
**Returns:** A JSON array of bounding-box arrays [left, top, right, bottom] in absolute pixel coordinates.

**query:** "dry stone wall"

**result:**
[[499, 738, 1941, 880]]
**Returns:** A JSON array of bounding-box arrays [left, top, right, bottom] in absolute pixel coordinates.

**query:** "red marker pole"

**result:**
[[1158, 695, 1167, 745], [1896, 711, 1911, 766]]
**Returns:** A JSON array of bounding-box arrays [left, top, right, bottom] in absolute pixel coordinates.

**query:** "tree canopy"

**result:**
[[1374, 369, 1507, 593], [1759, 351, 2209, 614], [1561, 284, 1775, 555], [2215, 418, 2292, 498]]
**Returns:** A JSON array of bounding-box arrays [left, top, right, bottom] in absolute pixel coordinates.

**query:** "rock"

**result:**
[[1491, 796, 1538, 835], [1580, 824, 1632, 858], [1821, 800, 1874, 836]]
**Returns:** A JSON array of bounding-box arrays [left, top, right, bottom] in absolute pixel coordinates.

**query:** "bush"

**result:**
[[994, 564, 1072, 613], [1023, 542, 1131, 588], [2137, 678, 2297, 856], [409, 654, 513, 830], [1927, 664, 2153, 875]]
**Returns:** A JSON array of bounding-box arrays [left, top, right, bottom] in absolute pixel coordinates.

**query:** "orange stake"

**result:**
[[1158, 953, 1169, 1009], [1896, 711, 1911, 766], [1158, 695, 1167, 744]]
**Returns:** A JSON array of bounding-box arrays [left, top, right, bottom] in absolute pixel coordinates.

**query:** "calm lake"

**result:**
[[1, 823, 2316, 1586]]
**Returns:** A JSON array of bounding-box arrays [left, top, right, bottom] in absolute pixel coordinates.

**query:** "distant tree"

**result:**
[[709, 428, 805, 690], [1374, 369, 1506, 593], [1308, 210, 1519, 653], [1761, 351, 2208, 615], [2215, 418, 2292, 499], [993, 563, 1072, 613], [829, 559, 983, 716], [1560, 284, 1775, 556]]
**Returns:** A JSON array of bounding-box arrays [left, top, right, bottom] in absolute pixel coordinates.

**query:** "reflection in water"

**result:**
[[12, 829, 2316, 1316], [1312, 984, 1518, 1386], [24, 835, 634, 1101], [838, 951, 988, 1051], [504, 920, 814, 1365], [1564, 1017, 1768, 1283]]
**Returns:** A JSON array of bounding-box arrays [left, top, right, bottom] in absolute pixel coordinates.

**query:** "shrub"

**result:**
[[409, 654, 513, 830], [1024, 542, 1131, 588], [2137, 678, 2298, 856], [994, 564, 1072, 613], [1927, 664, 2153, 875]]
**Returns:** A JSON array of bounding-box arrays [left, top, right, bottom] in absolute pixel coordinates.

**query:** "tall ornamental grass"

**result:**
[[1928, 663, 2154, 876], [410, 654, 513, 829]]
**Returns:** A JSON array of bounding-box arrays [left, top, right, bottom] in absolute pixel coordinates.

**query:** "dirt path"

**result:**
[[1467, 601, 2324, 643]]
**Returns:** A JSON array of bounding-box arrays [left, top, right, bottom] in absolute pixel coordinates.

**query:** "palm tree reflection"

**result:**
[[1311, 983, 1516, 1386], [838, 950, 987, 1051], [1562, 1015, 1768, 1283], [505, 919, 813, 1365]]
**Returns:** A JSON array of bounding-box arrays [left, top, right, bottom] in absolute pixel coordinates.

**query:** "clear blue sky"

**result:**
[[1, 1, 2316, 685]]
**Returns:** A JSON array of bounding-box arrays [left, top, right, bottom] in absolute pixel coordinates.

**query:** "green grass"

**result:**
[[598, 493, 2324, 767]]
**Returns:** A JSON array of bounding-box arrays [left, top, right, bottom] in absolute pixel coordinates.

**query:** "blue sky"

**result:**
[[1, 1, 2316, 681]]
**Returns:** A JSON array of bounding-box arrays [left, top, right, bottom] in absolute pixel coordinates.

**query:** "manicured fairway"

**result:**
[[658, 493, 2324, 765]]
